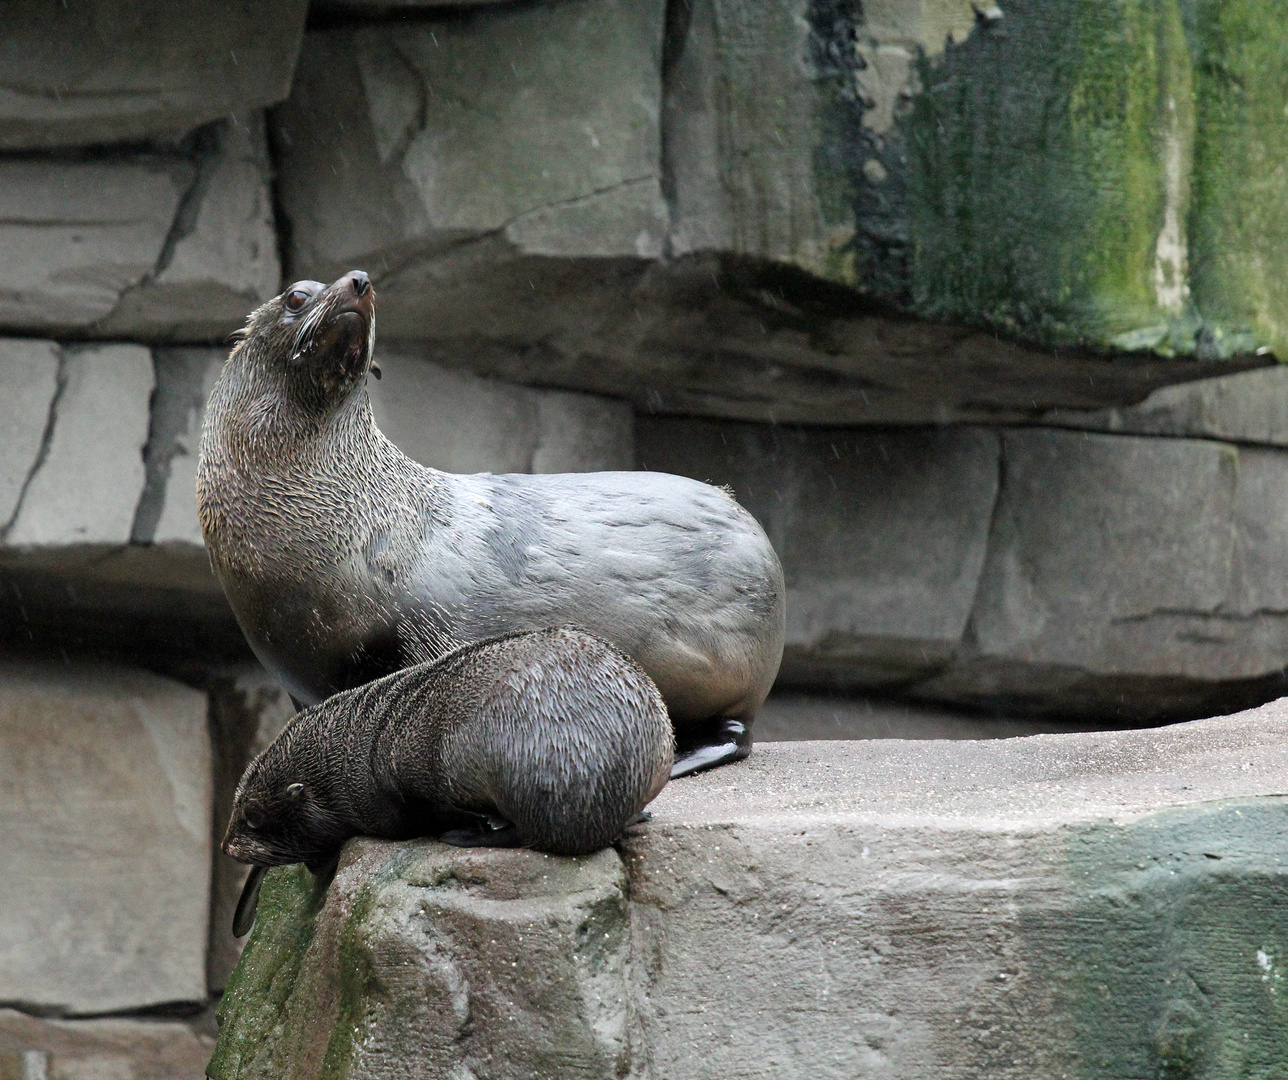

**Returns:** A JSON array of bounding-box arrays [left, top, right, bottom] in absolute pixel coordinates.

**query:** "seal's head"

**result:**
[[222, 716, 353, 872], [233, 269, 377, 415]]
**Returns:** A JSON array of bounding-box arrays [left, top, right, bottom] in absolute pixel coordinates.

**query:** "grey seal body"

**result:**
[[198, 272, 786, 775], [223, 627, 673, 873]]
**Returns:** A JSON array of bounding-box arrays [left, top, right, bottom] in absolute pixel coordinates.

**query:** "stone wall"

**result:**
[[2, 2, 1288, 1076]]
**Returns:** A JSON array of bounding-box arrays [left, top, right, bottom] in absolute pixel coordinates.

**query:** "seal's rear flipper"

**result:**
[[671, 719, 752, 778], [232, 864, 268, 938], [439, 812, 523, 849]]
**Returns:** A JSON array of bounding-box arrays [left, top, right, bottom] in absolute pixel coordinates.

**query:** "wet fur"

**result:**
[[198, 274, 786, 775], [223, 627, 673, 871]]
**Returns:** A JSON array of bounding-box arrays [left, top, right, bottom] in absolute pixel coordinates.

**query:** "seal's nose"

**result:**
[[348, 270, 371, 297]]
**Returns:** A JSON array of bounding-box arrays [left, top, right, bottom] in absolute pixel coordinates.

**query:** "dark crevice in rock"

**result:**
[[658, 0, 695, 245], [0, 349, 67, 543], [145, 122, 224, 285], [129, 349, 213, 545]]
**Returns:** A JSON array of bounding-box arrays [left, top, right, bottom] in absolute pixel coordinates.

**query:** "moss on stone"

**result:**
[[1185, 0, 1288, 360], [206, 865, 321, 1080], [903, 0, 1195, 351], [1025, 798, 1288, 1079]]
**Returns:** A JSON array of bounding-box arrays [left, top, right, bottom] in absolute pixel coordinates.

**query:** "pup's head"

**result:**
[[222, 716, 354, 872]]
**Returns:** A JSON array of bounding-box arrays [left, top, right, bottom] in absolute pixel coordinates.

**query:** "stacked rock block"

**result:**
[[2, 1, 1288, 1076]]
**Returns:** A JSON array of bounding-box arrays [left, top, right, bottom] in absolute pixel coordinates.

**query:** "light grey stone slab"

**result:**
[[0, 340, 60, 527], [0, 662, 211, 1014], [636, 418, 999, 685], [916, 429, 1288, 718], [368, 351, 633, 474], [1043, 364, 1288, 446], [210, 701, 1288, 1079], [0, 1, 307, 148], [3, 345, 152, 548], [0, 117, 279, 341], [0, 159, 187, 329], [0, 1010, 213, 1080]]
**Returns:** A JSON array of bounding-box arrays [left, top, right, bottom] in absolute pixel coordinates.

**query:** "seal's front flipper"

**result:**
[[671, 719, 752, 778], [232, 864, 268, 938], [439, 812, 523, 849]]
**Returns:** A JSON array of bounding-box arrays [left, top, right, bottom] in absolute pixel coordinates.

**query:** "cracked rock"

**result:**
[[0, 339, 60, 527], [0, 0, 307, 149], [3, 343, 152, 548], [275, 0, 667, 281], [0, 115, 280, 341], [0, 660, 211, 1014]]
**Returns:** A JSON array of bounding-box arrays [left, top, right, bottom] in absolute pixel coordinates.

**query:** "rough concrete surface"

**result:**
[[210, 699, 1288, 1078], [0, 1010, 213, 1080], [0, 1, 307, 148], [0, 662, 211, 1014], [210, 845, 637, 1080]]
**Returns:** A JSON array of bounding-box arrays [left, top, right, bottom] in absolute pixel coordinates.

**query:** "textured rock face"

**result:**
[[639, 415, 1288, 718], [209, 845, 639, 1080], [0, 662, 211, 1014], [919, 430, 1288, 718], [0, 117, 280, 342], [1, 343, 153, 548], [0, 1, 307, 148], [263, 0, 1288, 424], [1044, 363, 1288, 445], [210, 702, 1288, 1079]]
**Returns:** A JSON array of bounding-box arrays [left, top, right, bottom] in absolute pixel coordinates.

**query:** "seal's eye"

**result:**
[[243, 806, 265, 831], [286, 782, 305, 801], [284, 289, 311, 313]]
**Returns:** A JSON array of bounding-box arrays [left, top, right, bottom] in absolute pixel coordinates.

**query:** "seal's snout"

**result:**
[[347, 270, 371, 297]]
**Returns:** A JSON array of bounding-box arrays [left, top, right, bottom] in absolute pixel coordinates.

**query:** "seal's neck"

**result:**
[[205, 344, 380, 469]]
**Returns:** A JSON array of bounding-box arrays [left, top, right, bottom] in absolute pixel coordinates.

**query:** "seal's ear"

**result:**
[[286, 782, 305, 801]]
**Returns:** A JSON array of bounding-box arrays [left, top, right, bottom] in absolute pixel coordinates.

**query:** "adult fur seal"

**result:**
[[197, 270, 785, 776], [225, 626, 672, 935]]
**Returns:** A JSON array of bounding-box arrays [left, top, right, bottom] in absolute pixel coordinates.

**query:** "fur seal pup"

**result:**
[[197, 270, 785, 776], [224, 626, 672, 935]]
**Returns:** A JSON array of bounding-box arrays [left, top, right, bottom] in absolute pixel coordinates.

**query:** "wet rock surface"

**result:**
[[211, 701, 1288, 1079]]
